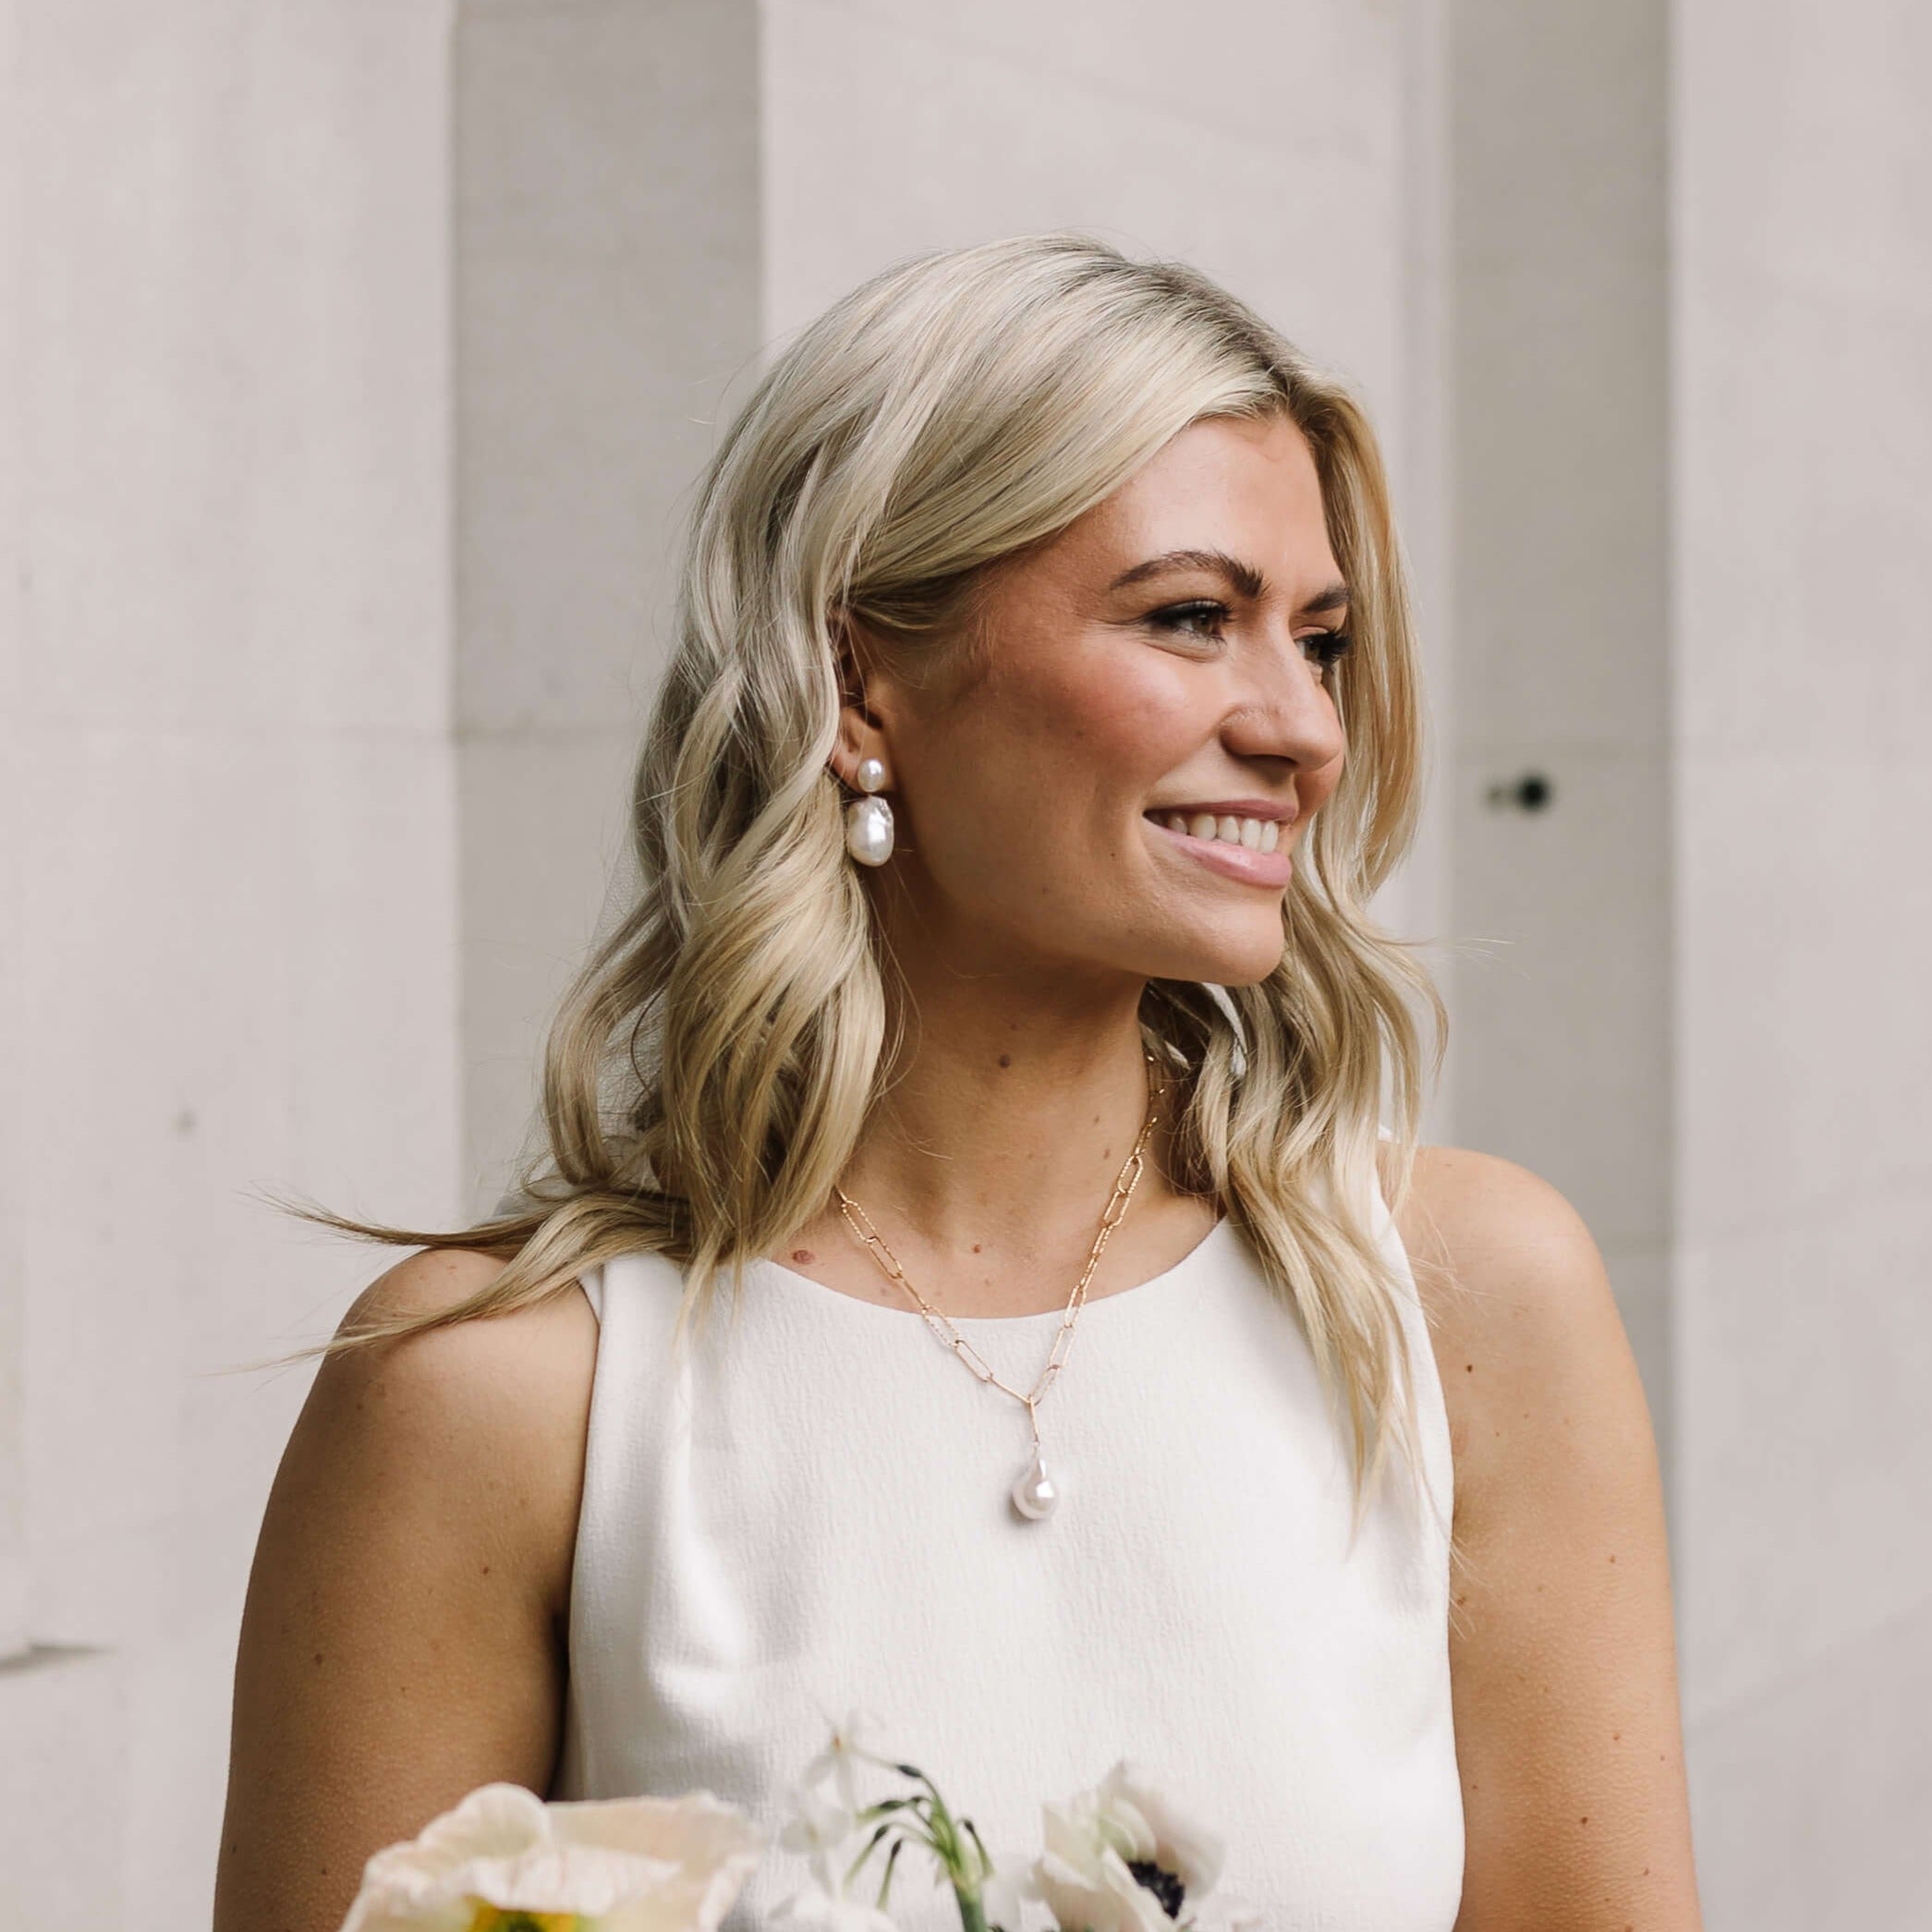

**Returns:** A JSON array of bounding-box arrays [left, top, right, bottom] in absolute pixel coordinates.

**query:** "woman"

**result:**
[[214, 234, 1703, 1930]]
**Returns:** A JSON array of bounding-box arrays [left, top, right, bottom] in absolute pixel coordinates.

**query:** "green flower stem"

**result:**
[[842, 1751, 1010, 1926], [876, 1836, 906, 1909], [950, 1883, 989, 1932]]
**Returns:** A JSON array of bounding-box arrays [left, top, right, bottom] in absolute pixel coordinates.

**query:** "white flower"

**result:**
[[800, 1703, 893, 1816], [780, 1706, 910, 1899], [1029, 1762, 1258, 1932], [975, 1847, 1039, 1931], [776, 1773, 863, 1895], [335, 1780, 768, 1932]]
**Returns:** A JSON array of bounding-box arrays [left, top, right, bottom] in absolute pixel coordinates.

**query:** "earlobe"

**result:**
[[826, 723, 891, 797]]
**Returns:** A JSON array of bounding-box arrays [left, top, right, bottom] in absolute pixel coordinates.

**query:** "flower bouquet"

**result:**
[[335, 1708, 1260, 1932]]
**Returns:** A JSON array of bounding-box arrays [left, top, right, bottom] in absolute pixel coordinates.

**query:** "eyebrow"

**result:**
[[1106, 548, 1352, 615]]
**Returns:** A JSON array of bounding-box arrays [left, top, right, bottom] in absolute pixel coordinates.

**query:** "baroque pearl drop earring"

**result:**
[[844, 755, 894, 866]]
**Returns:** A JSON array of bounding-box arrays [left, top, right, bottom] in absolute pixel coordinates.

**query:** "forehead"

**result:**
[[1025, 412, 1342, 591]]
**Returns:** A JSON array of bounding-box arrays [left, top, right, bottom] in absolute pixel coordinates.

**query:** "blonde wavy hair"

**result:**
[[248, 231, 1454, 1562]]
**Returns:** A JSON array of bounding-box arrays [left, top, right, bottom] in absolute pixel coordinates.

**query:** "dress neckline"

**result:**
[[749, 1211, 1235, 1328]]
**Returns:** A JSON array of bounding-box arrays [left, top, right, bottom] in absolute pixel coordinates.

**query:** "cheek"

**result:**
[[990, 652, 1200, 776]]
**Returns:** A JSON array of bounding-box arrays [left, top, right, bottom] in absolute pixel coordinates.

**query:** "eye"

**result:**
[[1301, 628, 1355, 673], [1146, 602, 1355, 675], [1146, 599, 1228, 641]]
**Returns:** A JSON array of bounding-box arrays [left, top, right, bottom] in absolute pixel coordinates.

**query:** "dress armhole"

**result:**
[[575, 1264, 605, 1327]]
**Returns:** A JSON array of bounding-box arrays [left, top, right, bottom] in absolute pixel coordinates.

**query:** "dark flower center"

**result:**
[[1127, 1857, 1187, 1919]]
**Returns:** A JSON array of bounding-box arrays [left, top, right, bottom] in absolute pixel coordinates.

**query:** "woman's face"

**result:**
[[842, 408, 1351, 990]]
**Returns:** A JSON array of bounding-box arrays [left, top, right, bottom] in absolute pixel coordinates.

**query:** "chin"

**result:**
[[1144, 925, 1288, 990]]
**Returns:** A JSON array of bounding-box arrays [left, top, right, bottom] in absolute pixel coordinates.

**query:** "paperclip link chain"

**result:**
[[832, 1048, 1168, 1432]]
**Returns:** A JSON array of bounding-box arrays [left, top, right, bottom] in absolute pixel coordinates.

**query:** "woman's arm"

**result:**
[[1403, 1147, 1705, 1931], [213, 1246, 599, 1932]]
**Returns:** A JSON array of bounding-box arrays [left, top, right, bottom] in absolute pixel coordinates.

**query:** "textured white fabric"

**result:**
[[550, 1166, 1464, 1929]]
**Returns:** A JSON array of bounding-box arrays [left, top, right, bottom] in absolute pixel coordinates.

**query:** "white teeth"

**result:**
[[1155, 811, 1282, 851]]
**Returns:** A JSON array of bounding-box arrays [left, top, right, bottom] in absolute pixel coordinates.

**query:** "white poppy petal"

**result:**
[[335, 1783, 765, 1932], [362, 1783, 550, 1885]]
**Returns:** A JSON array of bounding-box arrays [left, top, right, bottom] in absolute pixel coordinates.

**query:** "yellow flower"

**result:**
[[337, 1781, 768, 1932]]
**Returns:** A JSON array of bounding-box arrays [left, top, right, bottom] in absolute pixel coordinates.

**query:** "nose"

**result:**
[[1219, 633, 1348, 774]]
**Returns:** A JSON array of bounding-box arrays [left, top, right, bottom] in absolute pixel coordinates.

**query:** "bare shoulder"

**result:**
[[1383, 1144, 1628, 1525], [1379, 1144, 1704, 1927], [339, 1244, 601, 1622], [213, 1245, 601, 1932]]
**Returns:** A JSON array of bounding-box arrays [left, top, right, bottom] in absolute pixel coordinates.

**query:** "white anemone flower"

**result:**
[[1030, 1762, 1260, 1932], [335, 1780, 767, 1932]]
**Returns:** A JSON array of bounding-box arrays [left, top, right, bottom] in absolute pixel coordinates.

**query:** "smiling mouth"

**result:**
[[1142, 811, 1294, 886], [1142, 808, 1286, 855]]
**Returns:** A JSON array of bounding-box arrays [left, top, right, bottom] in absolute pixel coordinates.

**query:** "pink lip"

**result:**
[[1142, 814, 1294, 887]]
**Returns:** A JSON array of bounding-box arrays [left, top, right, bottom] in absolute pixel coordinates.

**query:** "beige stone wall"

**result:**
[[0, 3, 461, 1921], [1672, 5, 1932, 1925], [453, 0, 764, 1215]]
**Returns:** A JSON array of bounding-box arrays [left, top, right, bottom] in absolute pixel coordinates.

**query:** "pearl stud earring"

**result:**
[[844, 755, 894, 866]]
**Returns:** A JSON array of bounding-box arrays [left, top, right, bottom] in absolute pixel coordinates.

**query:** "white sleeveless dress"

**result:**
[[549, 1169, 1465, 1929]]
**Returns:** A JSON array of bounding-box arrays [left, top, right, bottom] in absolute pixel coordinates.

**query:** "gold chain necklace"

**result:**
[[832, 1048, 1167, 1525]]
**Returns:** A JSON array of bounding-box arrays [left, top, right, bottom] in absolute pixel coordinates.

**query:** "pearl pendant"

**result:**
[[844, 795, 894, 866], [1010, 1449, 1059, 1522]]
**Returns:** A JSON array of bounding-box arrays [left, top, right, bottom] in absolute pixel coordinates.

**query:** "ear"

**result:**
[[827, 605, 869, 709], [827, 606, 895, 791]]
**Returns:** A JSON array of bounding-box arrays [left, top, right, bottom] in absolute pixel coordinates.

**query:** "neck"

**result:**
[[832, 982, 1185, 1265]]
